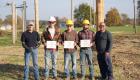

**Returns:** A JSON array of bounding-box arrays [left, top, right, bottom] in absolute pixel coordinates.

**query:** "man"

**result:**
[[61, 20, 78, 80], [21, 22, 40, 80], [78, 20, 95, 80], [41, 16, 61, 80], [95, 22, 113, 80]]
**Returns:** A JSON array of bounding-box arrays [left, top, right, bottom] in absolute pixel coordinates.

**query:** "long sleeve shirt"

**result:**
[[95, 30, 112, 53], [21, 31, 40, 48], [61, 30, 78, 53]]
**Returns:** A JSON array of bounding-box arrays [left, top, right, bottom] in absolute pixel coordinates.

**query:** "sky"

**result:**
[[0, 0, 136, 20]]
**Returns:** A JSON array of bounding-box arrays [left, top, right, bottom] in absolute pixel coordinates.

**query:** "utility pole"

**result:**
[[90, 0, 92, 26], [71, 0, 74, 21], [93, 0, 96, 26], [96, 0, 104, 31], [15, 7, 17, 40], [12, 2, 16, 44], [133, 0, 137, 33], [22, 0, 27, 32], [34, 0, 40, 32]]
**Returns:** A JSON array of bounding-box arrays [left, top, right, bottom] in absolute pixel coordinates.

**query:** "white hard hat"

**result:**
[[48, 16, 56, 22]]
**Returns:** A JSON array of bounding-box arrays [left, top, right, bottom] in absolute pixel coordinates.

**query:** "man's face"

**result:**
[[66, 25, 73, 31], [83, 24, 89, 30], [27, 24, 34, 31], [99, 23, 106, 32], [49, 21, 56, 27]]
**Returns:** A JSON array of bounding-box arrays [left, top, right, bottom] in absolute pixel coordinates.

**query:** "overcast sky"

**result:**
[[0, 0, 136, 20]]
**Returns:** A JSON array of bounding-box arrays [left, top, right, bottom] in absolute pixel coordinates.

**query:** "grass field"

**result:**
[[0, 26, 140, 80]]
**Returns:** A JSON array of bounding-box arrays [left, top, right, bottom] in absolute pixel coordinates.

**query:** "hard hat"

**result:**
[[66, 19, 73, 25], [48, 16, 56, 22], [83, 20, 90, 25]]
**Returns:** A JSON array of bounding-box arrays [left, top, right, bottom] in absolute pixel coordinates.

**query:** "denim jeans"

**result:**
[[80, 48, 94, 77], [64, 51, 77, 78], [97, 53, 113, 80], [44, 50, 57, 78], [24, 48, 39, 80]]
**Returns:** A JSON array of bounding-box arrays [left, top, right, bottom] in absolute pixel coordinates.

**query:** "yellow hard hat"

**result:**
[[83, 20, 90, 25], [66, 19, 73, 25]]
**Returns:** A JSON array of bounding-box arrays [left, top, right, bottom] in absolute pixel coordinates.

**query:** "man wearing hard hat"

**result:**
[[41, 16, 61, 80], [78, 20, 95, 80], [21, 21, 40, 80], [61, 20, 78, 80]]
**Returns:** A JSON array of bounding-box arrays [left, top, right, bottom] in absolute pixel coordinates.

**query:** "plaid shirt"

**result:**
[[78, 29, 95, 48], [41, 27, 61, 51], [61, 30, 78, 53]]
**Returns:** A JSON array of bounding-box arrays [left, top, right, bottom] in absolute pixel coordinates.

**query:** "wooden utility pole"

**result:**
[[133, 0, 137, 33], [71, 0, 74, 21], [12, 2, 16, 44], [15, 8, 17, 40], [22, 0, 27, 32], [34, 0, 40, 32], [96, 0, 104, 31], [90, 0, 92, 26]]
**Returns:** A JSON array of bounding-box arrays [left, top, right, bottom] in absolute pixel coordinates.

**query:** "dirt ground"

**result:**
[[0, 33, 140, 80]]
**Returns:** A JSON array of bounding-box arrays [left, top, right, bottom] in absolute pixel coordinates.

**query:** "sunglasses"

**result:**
[[49, 21, 55, 24], [28, 24, 34, 26]]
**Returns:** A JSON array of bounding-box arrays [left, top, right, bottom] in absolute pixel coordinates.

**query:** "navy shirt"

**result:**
[[95, 31, 112, 53], [21, 31, 40, 47]]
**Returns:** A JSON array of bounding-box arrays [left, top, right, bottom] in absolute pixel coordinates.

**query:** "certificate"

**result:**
[[80, 40, 90, 47], [46, 41, 57, 49], [64, 41, 74, 49]]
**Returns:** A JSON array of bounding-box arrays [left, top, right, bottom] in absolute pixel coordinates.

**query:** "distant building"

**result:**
[[0, 24, 12, 30]]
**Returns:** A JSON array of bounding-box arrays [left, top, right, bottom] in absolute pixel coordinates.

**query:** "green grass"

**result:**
[[0, 26, 140, 46]]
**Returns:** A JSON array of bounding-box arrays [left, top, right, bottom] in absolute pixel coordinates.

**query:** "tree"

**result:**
[[3, 15, 12, 25], [105, 8, 122, 26], [121, 13, 130, 25], [0, 18, 3, 26], [74, 3, 95, 27], [137, 0, 140, 25], [3, 15, 23, 29]]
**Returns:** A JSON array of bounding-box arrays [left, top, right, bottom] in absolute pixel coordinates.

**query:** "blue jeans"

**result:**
[[64, 51, 77, 78], [80, 48, 94, 77], [44, 50, 57, 78], [97, 53, 113, 80], [24, 48, 39, 80]]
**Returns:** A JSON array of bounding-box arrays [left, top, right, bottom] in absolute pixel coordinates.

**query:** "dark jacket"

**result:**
[[21, 31, 40, 49], [95, 30, 112, 53]]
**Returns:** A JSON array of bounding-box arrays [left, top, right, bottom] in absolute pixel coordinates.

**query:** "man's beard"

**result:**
[[83, 27, 89, 30]]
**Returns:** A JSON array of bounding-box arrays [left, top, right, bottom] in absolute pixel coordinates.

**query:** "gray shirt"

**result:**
[[95, 30, 112, 53]]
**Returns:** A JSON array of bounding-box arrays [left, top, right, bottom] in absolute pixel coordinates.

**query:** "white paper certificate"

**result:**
[[46, 41, 57, 49], [64, 41, 74, 49], [80, 40, 90, 47]]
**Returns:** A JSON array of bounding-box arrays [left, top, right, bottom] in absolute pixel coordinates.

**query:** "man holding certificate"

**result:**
[[41, 16, 61, 80], [95, 22, 113, 80], [61, 20, 78, 80], [78, 20, 95, 80]]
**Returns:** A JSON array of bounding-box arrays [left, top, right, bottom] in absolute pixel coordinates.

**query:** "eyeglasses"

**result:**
[[66, 25, 72, 27]]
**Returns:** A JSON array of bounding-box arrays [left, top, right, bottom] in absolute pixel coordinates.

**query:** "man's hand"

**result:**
[[105, 52, 110, 57], [74, 42, 77, 46], [90, 43, 93, 47], [57, 42, 59, 46]]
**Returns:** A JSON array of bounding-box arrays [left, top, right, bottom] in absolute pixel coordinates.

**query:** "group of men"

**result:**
[[21, 16, 113, 80]]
